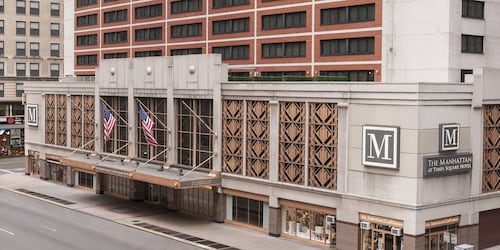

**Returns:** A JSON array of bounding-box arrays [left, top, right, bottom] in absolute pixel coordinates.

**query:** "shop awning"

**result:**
[[59, 154, 221, 189]]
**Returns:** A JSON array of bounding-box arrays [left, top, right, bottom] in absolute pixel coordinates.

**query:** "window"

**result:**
[[227, 196, 266, 228], [16, 63, 26, 76], [77, 0, 97, 8], [212, 45, 249, 60], [30, 42, 39, 57], [77, 14, 98, 27], [103, 52, 127, 59], [17, 0, 26, 14], [51, 43, 60, 57], [0, 62, 3, 76], [213, 0, 249, 9], [0, 83, 3, 97], [262, 12, 306, 30], [30, 1, 39, 15], [76, 54, 98, 65], [170, 23, 202, 38], [77, 34, 98, 46], [462, 0, 484, 19], [51, 3, 60, 17], [0, 20, 3, 34], [50, 64, 59, 77], [171, 0, 201, 14], [16, 42, 26, 56], [30, 22, 39, 36], [262, 42, 306, 58], [104, 9, 128, 23], [176, 99, 213, 169], [135, 27, 162, 41], [135, 50, 162, 57], [51, 23, 60, 37], [321, 4, 375, 25], [320, 70, 374, 81], [170, 48, 202, 56], [135, 4, 162, 19], [461, 34, 483, 53], [104, 31, 128, 44], [30, 63, 39, 76], [320, 37, 375, 56], [0, 41, 3, 55], [0, 0, 3, 12], [16, 83, 24, 97], [213, 17, 249, 34], [460, 69, 473, 82], [16, 21, 26, 35], [77, 172, 94, 189]]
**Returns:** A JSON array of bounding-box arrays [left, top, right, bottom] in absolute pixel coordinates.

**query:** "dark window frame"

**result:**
[[261, 41, 306, 58], [462, 0, 484, 19], [262, 11, 306, 30], [321, 3, 375, 25], [461, 34, 483, 54], [213, 17, 250, 34]]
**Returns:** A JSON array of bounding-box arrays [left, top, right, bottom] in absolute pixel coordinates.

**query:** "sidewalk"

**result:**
[[0, 165, 326, 250]]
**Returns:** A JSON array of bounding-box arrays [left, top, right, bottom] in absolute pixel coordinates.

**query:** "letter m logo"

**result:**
[[440, 123, 459, 151], [27, 104, 38, 126], [362, 125, 400, 169]]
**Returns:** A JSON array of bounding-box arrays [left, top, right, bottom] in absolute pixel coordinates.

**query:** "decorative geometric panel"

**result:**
[[71, 95, 83, 148], [279, 102, 305, 184], [56, 95, 67, 146], [246, 100, 269, 179], [309, 102, 338, 190], [222, 100, 243, 175], [83, 95, 95, 151], [483, 104, 500, 193], [45, 94, 55, 145]]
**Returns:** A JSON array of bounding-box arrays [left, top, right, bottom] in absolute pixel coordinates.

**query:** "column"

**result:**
[[336, 221, 359, 250], [166, 188, 179, 211], [95, 173, 104, 194], [268, 206, 281, 237], [212, 188, 224, 223], [39, 160, 49, 180], [128, 180, 145, 201], [66, 166, 74, 187]]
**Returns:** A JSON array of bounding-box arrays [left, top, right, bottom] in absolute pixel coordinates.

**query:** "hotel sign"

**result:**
[[27, 104, 38, 126], [179, 178, 221, 188], [423, 153, 472, 177], [439, 123, 459, 152], [362, 125, 400, 169]]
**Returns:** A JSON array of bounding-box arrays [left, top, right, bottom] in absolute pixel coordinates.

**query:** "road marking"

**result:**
[[0, 169, 14, 174], [0, 227, 15, 235], [41, 225, 57, 232], [0, 160, 23, 165]]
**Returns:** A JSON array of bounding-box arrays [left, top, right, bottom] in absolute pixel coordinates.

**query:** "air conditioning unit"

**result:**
[[391, 227, 402, 236], [326, 215, 335, 224], [454, 244, 474, 250], [360, 222, 371, 230]]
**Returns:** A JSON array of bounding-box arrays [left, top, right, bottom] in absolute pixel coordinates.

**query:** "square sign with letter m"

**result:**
[[362, 125, 400, 169], [439, 123, 459, 152]]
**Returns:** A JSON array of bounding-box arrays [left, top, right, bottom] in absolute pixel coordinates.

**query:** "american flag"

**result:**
[[102, 104, 116, 143], [139, 106, 158, 147]]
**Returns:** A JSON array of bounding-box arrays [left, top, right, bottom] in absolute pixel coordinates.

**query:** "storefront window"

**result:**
[[282, 206, 336, 245], [226, 195, 269, 229], [76, 171, 94, 189], [360, 222, 403, 250], [425, 217, 459, 250]]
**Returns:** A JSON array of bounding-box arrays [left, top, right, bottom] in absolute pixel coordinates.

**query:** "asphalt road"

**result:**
[[0, 157, 25, 175], [0, 190, 202, 250]]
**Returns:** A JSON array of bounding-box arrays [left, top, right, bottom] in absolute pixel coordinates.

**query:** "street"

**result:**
[[0, 157, 25, 175], [0, 190, 201, 250]]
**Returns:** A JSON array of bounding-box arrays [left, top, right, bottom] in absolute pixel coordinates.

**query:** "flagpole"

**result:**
[[98, 142, 130, 162], [59, 139, 95, 159], [136, 98, 170, 132], [181, 101, 217, 138], [100, 97, 129, 126], [136, 147, 169, 169], [178, 153, 216, 179]]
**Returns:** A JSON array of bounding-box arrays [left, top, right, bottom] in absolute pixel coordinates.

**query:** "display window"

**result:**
[[359, 213, 403, 250], [281, 201, 336, 246], [225, 192, 269, 229], [75, 171, 95, 190], [424, 216, 459, 250]]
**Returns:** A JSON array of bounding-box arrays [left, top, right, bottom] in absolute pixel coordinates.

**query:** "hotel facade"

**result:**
[[23, 55, 500, 249]]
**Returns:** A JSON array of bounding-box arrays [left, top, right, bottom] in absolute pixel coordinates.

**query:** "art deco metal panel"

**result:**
[[222, 100, 243, 175], [56, 95, 67, 146], [483, 104, 500, 193], [45, 94, 55, 145], [308, 103, 337, 190], [246, 100, 269, 179], [279, 102, 305, 184], [83, 95, 95, 150], [71, 95, 83, 148]]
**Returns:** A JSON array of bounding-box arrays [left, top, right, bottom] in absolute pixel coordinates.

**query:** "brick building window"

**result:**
[[320, 37, 375, 56], [171, 0, 201, 14], [213, 0, 249, 9], [77, 14, 98, 27], [213, 17, 249, 34], [77, 34, 97, 46], [321, 4, 375, 25], [170, 23, 202, 38], [76, 54, 98, 65], [262, 12, 306, 30], [104, 9, 128, 23], [212, 45, 249, 60], [104, 31, 128, 44], [170, 48, 202, 56], [135, 4, 162, 19], [262, 42, 306, 58]]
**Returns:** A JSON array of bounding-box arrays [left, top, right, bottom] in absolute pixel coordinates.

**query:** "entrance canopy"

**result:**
[[59, 154, 221, 189]]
